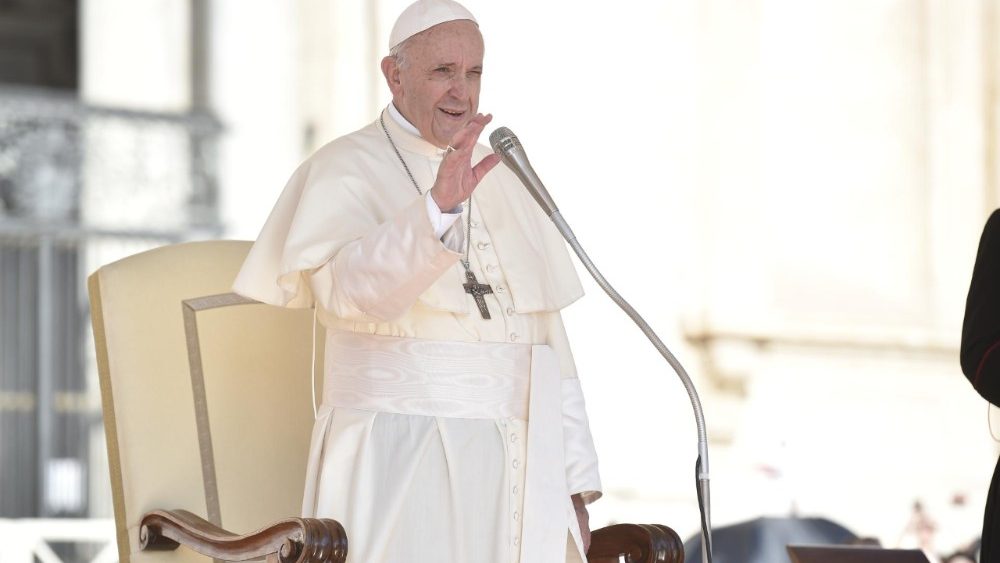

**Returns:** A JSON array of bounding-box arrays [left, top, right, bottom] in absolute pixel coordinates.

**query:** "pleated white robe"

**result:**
[[233, 108, 602, 563]]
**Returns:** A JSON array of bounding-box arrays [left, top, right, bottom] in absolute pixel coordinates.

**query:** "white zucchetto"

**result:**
[[389, 0, 478, 50]]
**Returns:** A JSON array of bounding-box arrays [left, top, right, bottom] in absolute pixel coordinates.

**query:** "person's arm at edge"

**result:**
[[961, 209, 1000, 405]]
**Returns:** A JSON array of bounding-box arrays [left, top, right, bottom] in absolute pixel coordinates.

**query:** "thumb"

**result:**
[[472, 153, 502, 183]]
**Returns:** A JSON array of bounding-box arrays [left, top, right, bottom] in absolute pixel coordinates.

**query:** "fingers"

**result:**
[[448, 113, 492, 152], [431, 113, 499, 209], [439, 112, 494, 174]]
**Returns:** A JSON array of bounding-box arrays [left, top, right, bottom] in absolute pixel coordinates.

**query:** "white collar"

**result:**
[[388, 102, 422, 137]]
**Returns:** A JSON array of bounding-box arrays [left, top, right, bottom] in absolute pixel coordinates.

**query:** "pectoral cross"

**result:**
[[463, 269, 493, 320]]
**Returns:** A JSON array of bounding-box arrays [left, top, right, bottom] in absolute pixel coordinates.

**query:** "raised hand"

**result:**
[[430, 113, 502, 212]]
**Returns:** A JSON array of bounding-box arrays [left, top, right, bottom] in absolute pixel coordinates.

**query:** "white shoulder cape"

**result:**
[[233, 116, 584, 315]]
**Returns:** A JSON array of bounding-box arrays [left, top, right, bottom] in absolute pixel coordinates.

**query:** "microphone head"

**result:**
[[488, 125, 559, 216], [489, 126, 522, 156]]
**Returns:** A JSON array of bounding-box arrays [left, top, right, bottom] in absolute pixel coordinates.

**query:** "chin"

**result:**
[[435, 125, 467, 146]]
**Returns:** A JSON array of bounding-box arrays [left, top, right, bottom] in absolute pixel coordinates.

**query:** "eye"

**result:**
[[467, 70, 483, 79]]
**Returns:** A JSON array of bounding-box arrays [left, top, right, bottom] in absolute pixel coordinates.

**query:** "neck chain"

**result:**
[[379, 112, 494, 319]]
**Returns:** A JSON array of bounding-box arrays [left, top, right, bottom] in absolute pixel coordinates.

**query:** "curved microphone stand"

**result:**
[[490, 127, 714, 563]]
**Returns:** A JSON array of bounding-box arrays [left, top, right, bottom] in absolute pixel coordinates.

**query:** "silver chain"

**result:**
[[379, 112, 474, 270], [379, 113, 423, 196]]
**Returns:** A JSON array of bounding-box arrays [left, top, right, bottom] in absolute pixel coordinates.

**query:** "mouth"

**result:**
[[438, 108, 466, 119]]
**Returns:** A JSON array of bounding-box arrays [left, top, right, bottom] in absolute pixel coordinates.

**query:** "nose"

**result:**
[[448, 74, 470, 98]]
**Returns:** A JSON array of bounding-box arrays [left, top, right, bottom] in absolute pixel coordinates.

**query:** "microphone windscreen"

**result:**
[[489, 127, 520, 155]]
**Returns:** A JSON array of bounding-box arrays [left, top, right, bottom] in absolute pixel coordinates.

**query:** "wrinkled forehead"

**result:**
[[406, 20, 484, 62]]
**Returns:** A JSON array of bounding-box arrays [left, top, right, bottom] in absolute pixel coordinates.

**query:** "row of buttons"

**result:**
[[505, 420, 526, 555], [471, 216, 532, 557], [469, 213, 522, 346]]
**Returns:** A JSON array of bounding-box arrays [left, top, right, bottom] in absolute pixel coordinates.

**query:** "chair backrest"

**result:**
[[88, 240, 322, 563]]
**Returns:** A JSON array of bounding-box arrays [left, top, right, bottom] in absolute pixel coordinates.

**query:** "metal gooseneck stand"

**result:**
[[490, 127, 714, 563]]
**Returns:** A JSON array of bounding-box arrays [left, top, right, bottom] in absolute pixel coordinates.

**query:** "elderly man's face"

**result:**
[[383, 20, 484, 148]]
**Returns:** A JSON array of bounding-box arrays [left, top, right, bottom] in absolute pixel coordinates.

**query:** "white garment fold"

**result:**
[[232, 108, 585, 315], [304, 330, 585, 562]]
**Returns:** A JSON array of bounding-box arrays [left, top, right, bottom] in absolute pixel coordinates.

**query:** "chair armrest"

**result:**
[[587, 523, 684, 563], [140, 509, 348, 563]]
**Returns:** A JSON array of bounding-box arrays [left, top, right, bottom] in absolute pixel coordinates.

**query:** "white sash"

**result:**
[[322, 330, 572, 563]]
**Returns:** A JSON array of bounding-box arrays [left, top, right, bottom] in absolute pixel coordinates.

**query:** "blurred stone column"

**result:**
[[987, 0, 1000, 210], [924, 0, 995, 335], [208, 0, 299, 239], [297, 0, 381, 150], [80, 0, 192, 111]]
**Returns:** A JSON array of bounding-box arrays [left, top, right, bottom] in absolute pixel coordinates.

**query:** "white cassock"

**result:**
[[233, 106, 602, 563]]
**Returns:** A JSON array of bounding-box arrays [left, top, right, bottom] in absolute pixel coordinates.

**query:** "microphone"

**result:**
[[489, 127, 559, 217], [490, 126, 715, 563]]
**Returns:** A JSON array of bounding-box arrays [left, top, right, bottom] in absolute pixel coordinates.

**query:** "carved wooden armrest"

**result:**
[[587, 523, 684, 563], [140, 509, 348, 563]]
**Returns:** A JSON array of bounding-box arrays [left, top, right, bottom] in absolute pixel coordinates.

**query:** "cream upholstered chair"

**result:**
[[88, 240, 683, 563], [88, 240, 346, 563]]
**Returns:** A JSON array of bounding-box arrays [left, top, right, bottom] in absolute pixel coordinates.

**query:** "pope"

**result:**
[[233, 1, 602, 561]]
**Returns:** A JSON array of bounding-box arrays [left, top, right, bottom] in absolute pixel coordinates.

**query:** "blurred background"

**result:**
[[0, 0, 998, 561]]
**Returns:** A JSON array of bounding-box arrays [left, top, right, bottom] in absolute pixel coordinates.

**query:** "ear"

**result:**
[[381, 56, 402, 97]]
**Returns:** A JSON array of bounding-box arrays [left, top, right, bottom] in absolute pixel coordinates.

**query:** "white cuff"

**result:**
[[562, 378, 603, 504], [425, 192, 464, 253], [425, 192, 463, 239]]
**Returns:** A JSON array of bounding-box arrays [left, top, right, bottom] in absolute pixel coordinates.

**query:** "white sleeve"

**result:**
[[545, 312, 603, 504], [309, 196, 462, 322], [562, 378, 603, 504]]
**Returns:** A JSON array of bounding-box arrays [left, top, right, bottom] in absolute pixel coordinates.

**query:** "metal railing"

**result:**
[[0, 519, 116, 563], [0, 85, 223, 529]]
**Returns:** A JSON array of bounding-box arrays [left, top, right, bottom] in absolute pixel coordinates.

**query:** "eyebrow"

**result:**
[[428, 62, 484, 70]]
